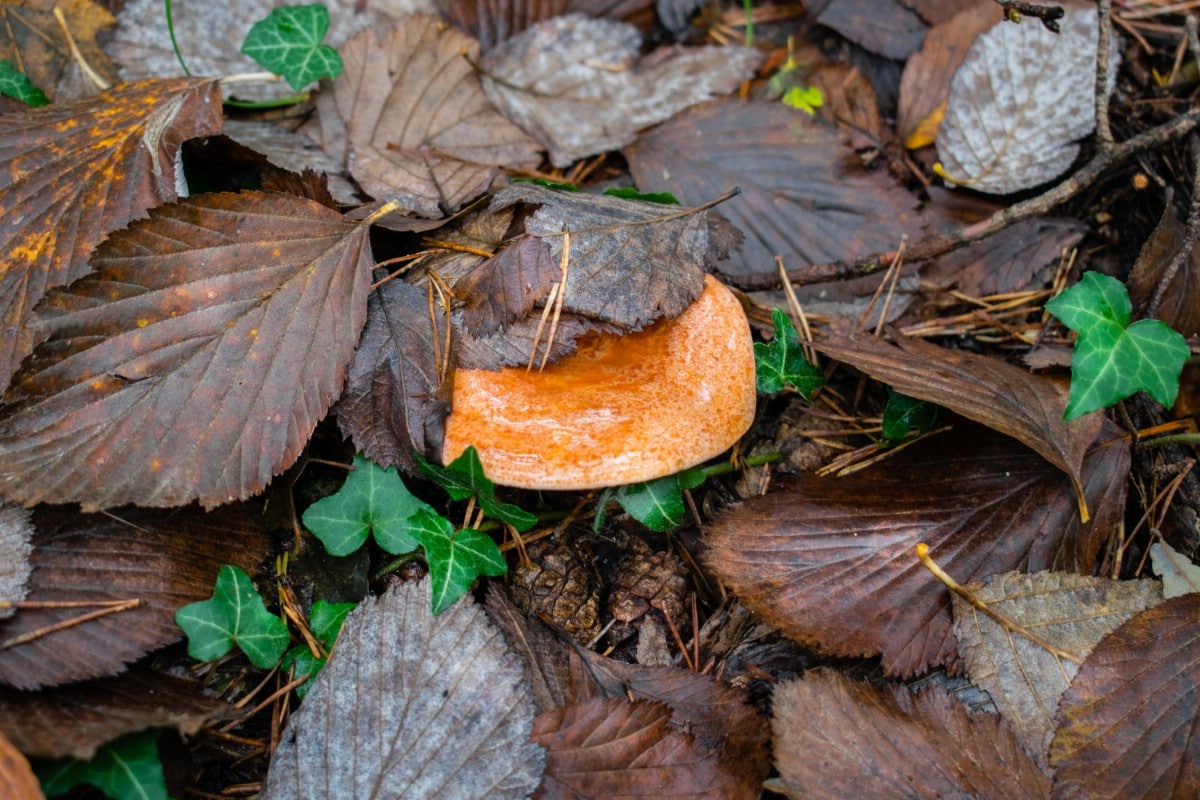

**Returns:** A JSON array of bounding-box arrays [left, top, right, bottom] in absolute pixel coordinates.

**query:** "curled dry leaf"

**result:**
[[531, 697, 744, 799], [0, 504, 274, 690], [480, 14, 760, 167], [336, 279, 451, 475], [812, 331, 1105, 518], [624, 100, 922, 286], [936, 4, 1116, 194], [0, 77, 222, 390], [0, 191, 373, 511], [1050, 593, 1200, 799], [0, 505, 33, 619], [264, 579, 544, 800], [306, 12, 541, 216], [952, 571, 1163, 770], [704, 424, 1127, 677], [771, 670, 1050, 799], [1127, 200, 1200, 337], [0, 666, 234, 760]]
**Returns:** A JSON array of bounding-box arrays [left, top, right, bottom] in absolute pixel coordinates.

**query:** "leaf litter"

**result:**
[[2, 0, 1199, 796]]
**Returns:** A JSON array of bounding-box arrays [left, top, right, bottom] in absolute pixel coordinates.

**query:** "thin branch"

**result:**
[[994, 0, 1065, 31], [1095, 0, 1115, 150]]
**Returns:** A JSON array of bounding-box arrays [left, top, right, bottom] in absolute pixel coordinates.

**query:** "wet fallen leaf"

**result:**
[[0, 0, 117, 102], [624, 100, 921, 286], [0, 504, 274, 689], [481, 14, 760, 167], [0, 729, 40, 800], [936, 5, 1115, 193], [263, 578, 544, 800], [1050, 593, 1200, 799], [0, 666, 234, 760], [306, 12, 541, 217], [812, 331, 1105, 517], [815, 0, 927, 61], [0, 505, 33, 618], [704, 424, 1127, 676], [897, 2, 1000, 148], [1127, 200, 1200, 337], [0, 191, 373, 510], [441, 0, 655, 50], [770, 670, 1050, 799], [0, 77, 222, 390], [336, 279, 451, 475], [531, 697, 743, 799], [952, 570, 1162, 769]]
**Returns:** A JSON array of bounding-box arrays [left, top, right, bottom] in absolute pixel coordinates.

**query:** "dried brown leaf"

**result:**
[[337, 278, 451, 475], [0, 728, 41, 800], [0, 666, 234, 760], [484, 584, 574, 714], [0, 504, 274, 689], [0, 77, 222, 390], [439, 0, 655, 50], [307, 12, 541, 216], [457, 313, 611, 371], [568, 648, 770, 797], [492, 183, 716, 329], [531, 697, 742, 799], [816, 0, 927, 60], [953, 571, 1163, 769], [1127, 200, 1200, 337], [0, 505, 33, 619], [624, 100, 922, 286], [1050, 594, 1200, 799], [771, 670, 1050, 799], [0, 0, 117, 102], [456, 236, 559, 335], [897, 3, 1000, 147], [0, 191, 373, 510], [263, 579, 544, 800], [481, 14, 760, 167], [704, 424, 1127, 676], [1150, 540, 1200, 599], [812, 331, 1104, 516]]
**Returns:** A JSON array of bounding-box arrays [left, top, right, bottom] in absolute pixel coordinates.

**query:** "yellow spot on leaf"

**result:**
[[137, 318, 149, 328]]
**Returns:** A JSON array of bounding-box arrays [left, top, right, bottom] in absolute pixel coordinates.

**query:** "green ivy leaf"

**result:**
[[282, 599, 355, 699], [302, 456, 430, 556], [881, 389, 939, 440], [417, 448, 537, 531], [175, 565, 289, 669], [1045, 271, 1190, 420], [0, 60, 48, 107], [602, 187, 680, 205], [240, 4, 343, 91], [614, 468, 705, 532], [407, 508, 507, 614], [38, 730, 167, 800], [754, 308, 824, 397]]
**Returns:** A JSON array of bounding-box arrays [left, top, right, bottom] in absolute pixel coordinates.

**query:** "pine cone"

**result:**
[[607, 539, 689, 637], [508, 536, 601, 645]]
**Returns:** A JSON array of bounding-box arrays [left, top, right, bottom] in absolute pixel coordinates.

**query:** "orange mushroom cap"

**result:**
[[441, 275, 757, 490]]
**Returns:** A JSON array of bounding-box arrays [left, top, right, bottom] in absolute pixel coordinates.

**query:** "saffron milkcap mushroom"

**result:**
[[441, 275, 757, 490]]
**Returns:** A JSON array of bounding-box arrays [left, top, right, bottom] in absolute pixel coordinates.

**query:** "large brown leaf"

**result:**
[[0, 504, 274, 689], [531, 697, 742, 799], [815, 0, 927, 60], [263, 579, 544, 800], [1050, 593, 1200, 799], [0, 191, 373, 510], [0, 666, 234, 760], [439, 0, 655, 50], [812, 331, 1104, 517], [336, 278, 451, 474], [624, 100, 922, 286], [703, 423, 1127, 677], [770, 670, 1050, 799], [480, 14, 759, 167], [953, 571, 1163, 770], [0, 505, 33, 617], [0, 77, 222, 390], [306, 12, 541, 216]]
